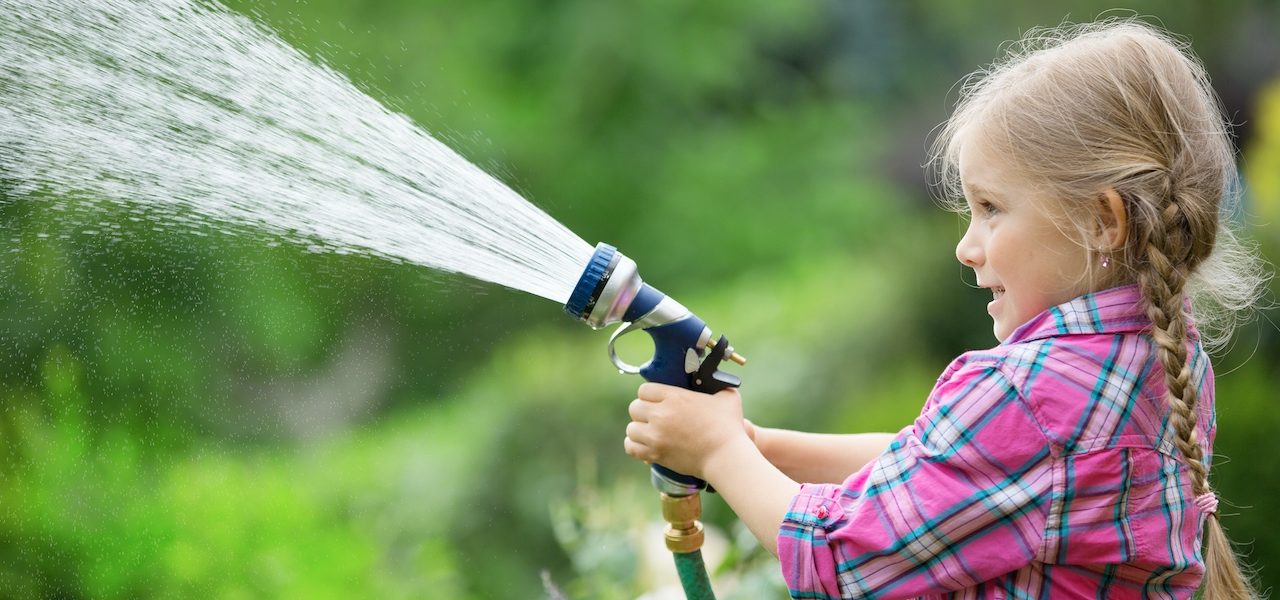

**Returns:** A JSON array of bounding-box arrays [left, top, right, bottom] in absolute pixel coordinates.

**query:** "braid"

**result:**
[[1135, 198, 1208, 495], [1136, 191, 1257, 599]]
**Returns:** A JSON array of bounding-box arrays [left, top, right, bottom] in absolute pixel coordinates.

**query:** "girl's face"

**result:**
[[955, 135, 1091, 342]]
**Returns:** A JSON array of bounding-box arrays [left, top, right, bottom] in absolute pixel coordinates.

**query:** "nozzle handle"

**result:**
[[647, 334, 741, 496]]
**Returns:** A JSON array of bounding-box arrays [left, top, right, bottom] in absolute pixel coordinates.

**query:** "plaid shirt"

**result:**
[[778, 285, 1215, 599]]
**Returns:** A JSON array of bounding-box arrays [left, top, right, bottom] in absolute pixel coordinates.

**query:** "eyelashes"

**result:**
[[972, 198, 1000, 216]]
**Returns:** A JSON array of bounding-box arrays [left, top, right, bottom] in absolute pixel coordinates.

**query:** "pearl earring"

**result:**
[[1100, 254, 1111, 268]]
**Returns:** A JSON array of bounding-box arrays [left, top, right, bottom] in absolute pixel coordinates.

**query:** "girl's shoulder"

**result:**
[[936, 329, 1176, 443]]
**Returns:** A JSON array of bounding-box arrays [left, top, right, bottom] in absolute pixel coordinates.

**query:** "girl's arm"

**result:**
[[750, 425, 897, 484], [699, 434, 799, 557], [623, 385, 892, 555]]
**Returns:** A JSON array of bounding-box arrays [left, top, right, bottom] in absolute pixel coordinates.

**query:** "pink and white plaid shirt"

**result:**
[[778, 285, 1214, 599]]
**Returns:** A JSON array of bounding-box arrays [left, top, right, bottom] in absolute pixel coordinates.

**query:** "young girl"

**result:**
[[622, 20, 1267, 599]]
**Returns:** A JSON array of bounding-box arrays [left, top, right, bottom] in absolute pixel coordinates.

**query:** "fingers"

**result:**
[[623, 433, 652, 463], [628, 398, 648, 422], [713, 387, 741, 400], [640, 382, 732, 402], [631, 383, 682, 421], [625, 421, 660, 464], [625, 420, 648, 445], [637, 382, 674, 401]]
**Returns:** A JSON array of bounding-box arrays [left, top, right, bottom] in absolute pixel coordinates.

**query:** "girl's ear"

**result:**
[[1095, 188, 1128, 251]]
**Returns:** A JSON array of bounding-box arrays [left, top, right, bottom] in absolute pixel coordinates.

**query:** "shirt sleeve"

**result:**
[[777, 360, 1055, 599]]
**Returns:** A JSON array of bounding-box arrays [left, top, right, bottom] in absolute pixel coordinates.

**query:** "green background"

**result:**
[[2, 1, 1278, 598]]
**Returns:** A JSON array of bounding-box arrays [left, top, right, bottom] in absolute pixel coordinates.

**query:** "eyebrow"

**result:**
[[965, 183, 996, 197]]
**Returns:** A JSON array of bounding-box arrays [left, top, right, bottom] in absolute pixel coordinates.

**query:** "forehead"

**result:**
[[955, 126, 1036, 200], [956, 129, 1003, 193]]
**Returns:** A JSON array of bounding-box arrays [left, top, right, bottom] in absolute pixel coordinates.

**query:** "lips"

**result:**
[[985, 285, 1005, 317]]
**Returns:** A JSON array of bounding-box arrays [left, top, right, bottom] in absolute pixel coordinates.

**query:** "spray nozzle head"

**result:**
[[564, 242, 644, 329]]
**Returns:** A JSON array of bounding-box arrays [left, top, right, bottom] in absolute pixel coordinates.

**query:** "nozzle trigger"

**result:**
[[691, 335, 741, 394]]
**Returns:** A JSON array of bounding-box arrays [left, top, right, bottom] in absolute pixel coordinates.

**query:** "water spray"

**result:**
[[564, 242, 745, 599], [1, 2, 744, 595]]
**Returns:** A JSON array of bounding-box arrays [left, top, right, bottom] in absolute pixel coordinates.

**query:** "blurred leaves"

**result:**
[[1246, 80, 1280, 227]]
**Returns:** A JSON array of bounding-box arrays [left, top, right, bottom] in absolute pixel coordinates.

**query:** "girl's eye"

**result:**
[[977, 199, 1000, 215]]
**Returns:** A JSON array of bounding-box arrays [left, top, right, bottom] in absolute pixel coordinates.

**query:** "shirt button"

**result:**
[[816, 506, 829, 519]]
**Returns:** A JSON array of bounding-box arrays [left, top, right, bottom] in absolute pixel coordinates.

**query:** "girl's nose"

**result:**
[[955, 220, 983, 267]]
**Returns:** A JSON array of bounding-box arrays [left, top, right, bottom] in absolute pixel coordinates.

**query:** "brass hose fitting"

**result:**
[[660, 492, 706, 554]]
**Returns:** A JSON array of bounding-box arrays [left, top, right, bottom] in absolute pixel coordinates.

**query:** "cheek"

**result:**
[[995, 229, 1085, 308], [983, 228, 1022, 279], [987, 230, 1048, 298]]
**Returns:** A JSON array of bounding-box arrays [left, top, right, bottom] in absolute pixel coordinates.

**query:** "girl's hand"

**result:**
[[623, 383, 749, 480]]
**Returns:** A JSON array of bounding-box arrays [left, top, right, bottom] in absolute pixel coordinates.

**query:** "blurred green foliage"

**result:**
[[2, 1, 1278, 598]]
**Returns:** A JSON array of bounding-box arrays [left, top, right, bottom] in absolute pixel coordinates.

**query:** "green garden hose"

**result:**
[[673, 550, 716, 600]]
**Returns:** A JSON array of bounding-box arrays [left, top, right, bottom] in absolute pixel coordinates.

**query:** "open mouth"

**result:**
[[991, 286, 1005, 300]]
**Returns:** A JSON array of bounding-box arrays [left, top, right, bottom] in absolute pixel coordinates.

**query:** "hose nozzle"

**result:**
[[563, 243, 643, 329]]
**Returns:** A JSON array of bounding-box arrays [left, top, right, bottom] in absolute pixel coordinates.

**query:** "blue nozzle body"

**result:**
[[565, 243, 743, 495]]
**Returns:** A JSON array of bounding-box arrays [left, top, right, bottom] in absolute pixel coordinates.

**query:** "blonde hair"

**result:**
[[929, 18, 1268, 599]]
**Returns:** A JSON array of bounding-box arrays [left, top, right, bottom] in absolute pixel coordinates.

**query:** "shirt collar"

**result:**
[[1002, 284, 1194, 345]]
